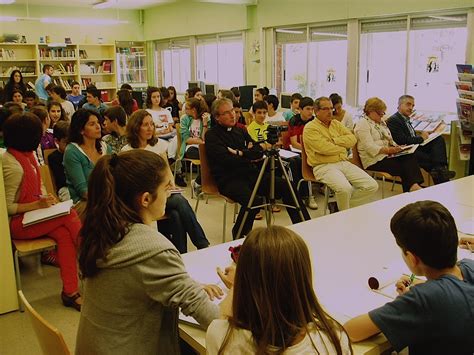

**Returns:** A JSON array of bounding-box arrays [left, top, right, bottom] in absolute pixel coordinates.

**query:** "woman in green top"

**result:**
[[63, 108, 111, 220]]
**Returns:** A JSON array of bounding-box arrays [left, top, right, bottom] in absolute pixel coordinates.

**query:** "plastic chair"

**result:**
[[351, 143, 400, 199], [174, 123, 201, 198], [194, 144, 238, 243], [296, 142, 329, 215], [18, 291, 71, 355], [13, 237, 57, 312]]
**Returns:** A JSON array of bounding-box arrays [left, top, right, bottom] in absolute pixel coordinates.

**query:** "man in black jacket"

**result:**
[[205, 98, 310, 239], [387, 95, 454, 184]]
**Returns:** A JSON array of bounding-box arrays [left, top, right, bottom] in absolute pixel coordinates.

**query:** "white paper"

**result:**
[[420, 132, 442, 146], [22, 199, 73, 227], [279, 149, 299, 159]]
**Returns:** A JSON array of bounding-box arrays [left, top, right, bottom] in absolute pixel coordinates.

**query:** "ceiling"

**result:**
[[9, 0, 256, 10]]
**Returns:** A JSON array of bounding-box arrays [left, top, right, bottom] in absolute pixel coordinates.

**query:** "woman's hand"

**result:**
[[387, 146, 402, 155], [217, 265, 236, 289], [203, 284, 224, 301], [38, 193, 57, 208], [202, 112, 210, 122]]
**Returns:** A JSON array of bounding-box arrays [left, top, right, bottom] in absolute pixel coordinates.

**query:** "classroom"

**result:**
[[1, 0, 473, 354]]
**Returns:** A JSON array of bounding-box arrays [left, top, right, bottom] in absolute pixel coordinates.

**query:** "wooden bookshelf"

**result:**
[[0, 42, 117, 98], [116, 41, 148, 89]]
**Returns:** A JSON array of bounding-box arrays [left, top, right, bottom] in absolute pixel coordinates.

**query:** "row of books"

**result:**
[[54, 63, 76, 75], [38, 48, 76, 59], [0, 48, 16, 60], [80, 61, 113, 74], [0, 65, 36, 76], [52, 77, 75, 91]]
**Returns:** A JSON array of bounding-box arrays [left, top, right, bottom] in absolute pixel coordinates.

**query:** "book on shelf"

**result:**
[[39, 47, 76, 59], [1, 65, 36, 76], [455, 81, 472, 91], [456, 64, 474, 74], [81, 78, 93, 89], [0, 48, 16, 60], [22, 199, 73, 227], [79, 49, 88, 59]]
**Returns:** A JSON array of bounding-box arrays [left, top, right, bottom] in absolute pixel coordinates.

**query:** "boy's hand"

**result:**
[[217, 265, 236, 289], [395, 275, 412, 295], [459, 236, 474, 251], [202, 284, 224, 301]]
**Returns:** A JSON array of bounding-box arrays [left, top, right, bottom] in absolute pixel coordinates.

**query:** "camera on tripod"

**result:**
[[266, 124, 288, 145]]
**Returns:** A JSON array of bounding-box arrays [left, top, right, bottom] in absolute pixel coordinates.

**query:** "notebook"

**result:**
[[22, 199, 73, 227], [388, 144, 418, 158], [420, 132, 442, 146]]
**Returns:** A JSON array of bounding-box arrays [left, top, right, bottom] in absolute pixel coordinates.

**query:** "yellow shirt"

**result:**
[[247, 121, 268, 143], [303, 118, 356, 166]]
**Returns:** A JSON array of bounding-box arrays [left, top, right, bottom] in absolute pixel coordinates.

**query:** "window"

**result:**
[[308, 25, 347, 99], [359, 19, 407, 112], [157, 39, 191, 93], [196, 33, 244, 88], [275, 25, 348, 99], [407, 15, 467, 112]]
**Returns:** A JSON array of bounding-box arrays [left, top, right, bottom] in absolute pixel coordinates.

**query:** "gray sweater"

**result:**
[[75, 223, 219, 355]]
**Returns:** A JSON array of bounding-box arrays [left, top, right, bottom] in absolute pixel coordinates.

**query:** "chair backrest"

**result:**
[[351, 143, 364, 169], [175, 123, 182, 160], [39, 165, 58, 199], [18, 291, 71, 355], [43, 149, 57, 167], [198, 143, 220, 195], [243, 111, 253, 126], [300, 141, 316, 181]]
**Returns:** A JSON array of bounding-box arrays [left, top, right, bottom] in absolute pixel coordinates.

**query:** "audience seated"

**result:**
[[303, 97, 378, 211], [283, 92, 303, 122], [264, 94, 285, 123], [205, 98, 310, 239], [330, 93, 353, 131], [102, 106, 128, 154], [2, 112, 82, 311], [63, 109, 111, 220], [48, 121, 71, 201], [75, 150, 219, 354], [207, 226, 351, 354], [50, 86, 75, 121], [354, 97, 423, 192], [66, 81, 85, 110], [387, 95, 455, 184], [121, 110, 210, 253]]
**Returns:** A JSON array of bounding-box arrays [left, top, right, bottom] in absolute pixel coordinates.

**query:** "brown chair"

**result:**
[[43, 149, 56, 166], [39, 164, 58, 200], [174, 123, 201, 198], [243, 111, 253, 126], [194, 144, 238, 243], [351, 143, 400, 199], [296, 142, 329, 215], [18, 291, 71, 355], [13, 238, 57, 312]]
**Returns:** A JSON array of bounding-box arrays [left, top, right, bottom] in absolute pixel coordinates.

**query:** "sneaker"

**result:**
[[306, 196, 318, 210], [175, 174, 187, 187], [328, 201, 339, 214], [192, 179, 202, 198], [41, 250, 59, 267]]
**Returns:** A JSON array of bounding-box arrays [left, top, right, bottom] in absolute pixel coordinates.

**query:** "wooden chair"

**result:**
[[296, 142, 329, 215], [174, 123, 201, 199], [13, 237, 57, 312], [18, 291, 71, 355], [351, 143, 400, 199], [194, 144, 238, 243], [243, 111, 253, 126], [39, 164, 58, 200]]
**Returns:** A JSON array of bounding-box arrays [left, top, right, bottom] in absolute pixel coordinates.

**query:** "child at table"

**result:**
[[344, 200, 474, 354], [206, 226, 351, 354]]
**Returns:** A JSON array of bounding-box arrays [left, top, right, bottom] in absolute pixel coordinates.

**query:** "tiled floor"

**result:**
[[0, 178, 401, 354]]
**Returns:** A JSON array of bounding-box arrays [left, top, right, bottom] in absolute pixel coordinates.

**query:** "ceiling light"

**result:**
[[429, 15, 464, 22], [41, 17, 128, 25], [275, 29, 304, 34], [93, 0, 115, 9], [0, 16, 17, 22], [312, 32, 347, 38], [0, 0, 15, 4]]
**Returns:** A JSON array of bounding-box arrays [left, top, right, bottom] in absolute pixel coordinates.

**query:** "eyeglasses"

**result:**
[[219, 109, 235, 116], [318, 107, 333, 111], [376, 111, 386, 117]]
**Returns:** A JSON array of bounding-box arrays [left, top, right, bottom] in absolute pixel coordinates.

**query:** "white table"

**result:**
[[179, 176, 474, 354]]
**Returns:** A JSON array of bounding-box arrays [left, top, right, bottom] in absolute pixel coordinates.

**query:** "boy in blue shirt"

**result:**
[[282, 92, 303, 122], [344, 200, 474, 354]]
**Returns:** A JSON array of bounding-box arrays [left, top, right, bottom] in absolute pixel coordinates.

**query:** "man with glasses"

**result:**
[[303, 96, 378, 211], [205, 98, 311, 239], [387, 95, 454, 184]]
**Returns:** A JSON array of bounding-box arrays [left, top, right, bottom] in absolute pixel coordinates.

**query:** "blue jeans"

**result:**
[[160, 193, 209, 253]]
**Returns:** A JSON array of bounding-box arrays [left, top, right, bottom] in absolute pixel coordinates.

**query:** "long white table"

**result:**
[[179, 176, 474, 354]]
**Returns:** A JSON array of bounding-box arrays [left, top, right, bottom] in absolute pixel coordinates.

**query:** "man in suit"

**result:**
[[387, 95, 454, 184]]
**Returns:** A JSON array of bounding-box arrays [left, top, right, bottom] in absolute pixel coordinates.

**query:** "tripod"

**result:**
[[234, 145, 306, 239]]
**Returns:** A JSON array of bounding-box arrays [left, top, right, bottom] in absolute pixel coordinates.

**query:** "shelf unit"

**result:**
[[449, 64, 473, 177], [116, 41, 147, 90], [0, 42, 117, 99]]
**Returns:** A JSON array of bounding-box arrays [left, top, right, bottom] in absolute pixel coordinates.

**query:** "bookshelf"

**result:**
[[0, 42, 117, 99], [450, 64, 473, 177], [116, 41, 147, 90]]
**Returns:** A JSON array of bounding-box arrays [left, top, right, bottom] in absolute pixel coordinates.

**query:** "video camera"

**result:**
[[266, 124, 288, 145]]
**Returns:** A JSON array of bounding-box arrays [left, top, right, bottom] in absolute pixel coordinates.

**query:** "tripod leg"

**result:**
[[277, 156, 306, 221], [234, 157, 269, 239]]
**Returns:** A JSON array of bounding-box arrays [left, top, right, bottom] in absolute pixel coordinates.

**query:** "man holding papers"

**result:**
[[387, 95, 455, 184]]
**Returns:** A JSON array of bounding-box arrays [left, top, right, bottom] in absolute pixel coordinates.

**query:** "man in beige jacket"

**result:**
[[303, 97, 378, 211]]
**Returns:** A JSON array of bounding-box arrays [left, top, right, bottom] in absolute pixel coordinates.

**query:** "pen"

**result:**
[[407, 273, 416, 287]]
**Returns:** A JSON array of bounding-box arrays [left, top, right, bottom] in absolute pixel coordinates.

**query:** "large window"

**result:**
[[157, 39, 191, 93], [359, 19, 408, 112], [275, 25, 347, 99], [196, 33, 244, 89], [407, 15, 467, 112]]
